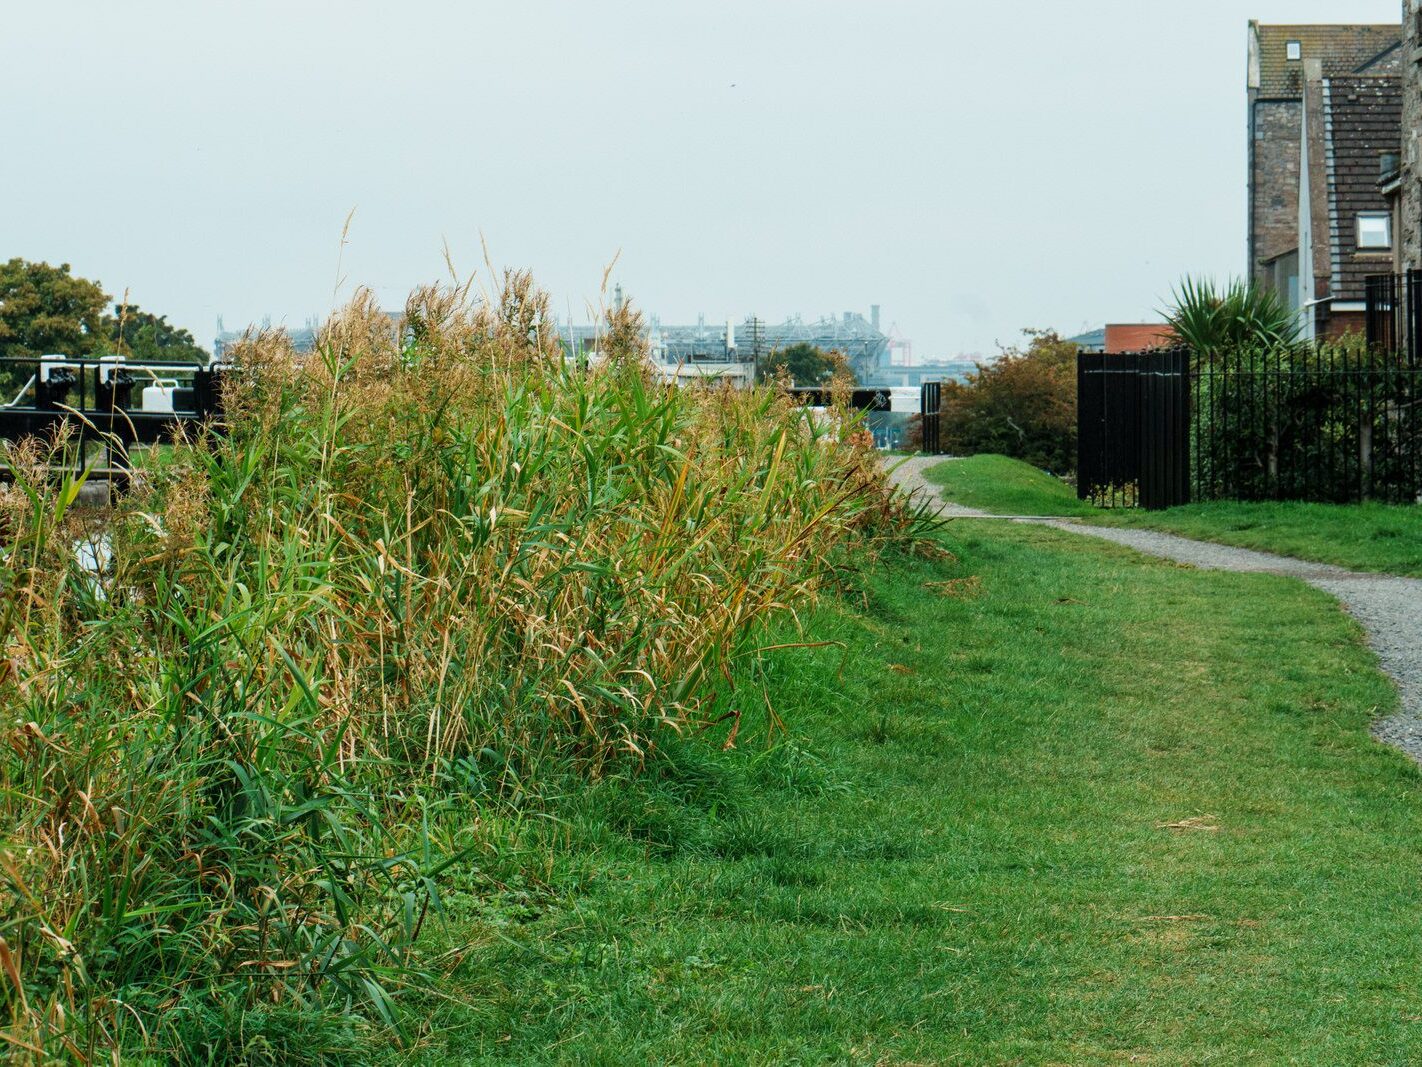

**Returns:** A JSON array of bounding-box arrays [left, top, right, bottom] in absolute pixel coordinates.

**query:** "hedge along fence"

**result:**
[[1192, 342, 1422, 504], [0, 275, 936, 1060], [1077, 340, 1422, 509]]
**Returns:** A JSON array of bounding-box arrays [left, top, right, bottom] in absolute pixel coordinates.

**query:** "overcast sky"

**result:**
[[0, 0, 1404, 358]]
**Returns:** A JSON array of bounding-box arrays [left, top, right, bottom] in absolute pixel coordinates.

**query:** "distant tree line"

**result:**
[[0, 257, 208, 363], [756, 342, 857, 387]]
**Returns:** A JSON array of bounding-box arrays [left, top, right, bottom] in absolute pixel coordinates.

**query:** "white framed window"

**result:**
[[1358, 212, 1393, 249], [1287, 40, 1302, 61]]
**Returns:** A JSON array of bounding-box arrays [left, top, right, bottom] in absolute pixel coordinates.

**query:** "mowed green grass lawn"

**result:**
[[400, 522, 1422, 1064], [921, 454, 1422, 577]]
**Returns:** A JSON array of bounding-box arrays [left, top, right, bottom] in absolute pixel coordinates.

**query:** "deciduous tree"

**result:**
[[939, 329, 1078, 473], [0, 258, 109, 359], [759, 342, 856, 387], [104, 304, 209, 362]]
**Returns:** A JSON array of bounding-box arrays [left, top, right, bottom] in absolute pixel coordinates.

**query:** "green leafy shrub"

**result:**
[[1192, 340, 1419, 503], [938, 329, 1078, 473], [1164, 276, 1300, 354]]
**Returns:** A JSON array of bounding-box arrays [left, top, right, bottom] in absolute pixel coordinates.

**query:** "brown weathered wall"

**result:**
[[1324, 310, 1368, 339], [1402, 2, 1422, 272], [1251, 99, 1304, 283]]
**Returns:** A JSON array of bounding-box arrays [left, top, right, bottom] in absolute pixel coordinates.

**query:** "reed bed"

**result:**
[[0, 274, 931, 1061]]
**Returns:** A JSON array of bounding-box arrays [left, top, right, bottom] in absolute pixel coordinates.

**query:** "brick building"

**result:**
[[1103, 324, 1175, 353], [1247, 22, 1400, 307]]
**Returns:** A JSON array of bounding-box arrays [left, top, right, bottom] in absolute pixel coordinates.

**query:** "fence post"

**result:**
[[1076, 354, 1089, 499]]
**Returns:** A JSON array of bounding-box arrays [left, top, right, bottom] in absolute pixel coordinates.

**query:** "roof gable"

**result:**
[[1253, 24, 1400, 97], [1355, 39, 1403, 74]]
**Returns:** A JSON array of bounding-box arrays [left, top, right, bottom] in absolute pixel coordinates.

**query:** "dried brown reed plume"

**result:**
[[0, 270, 930, 1059]]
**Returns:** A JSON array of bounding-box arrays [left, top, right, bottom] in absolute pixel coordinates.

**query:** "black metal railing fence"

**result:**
[[1075, 343, 1422, 509], [0, 355, 225, 481], [1192, 344, 1421, 504]]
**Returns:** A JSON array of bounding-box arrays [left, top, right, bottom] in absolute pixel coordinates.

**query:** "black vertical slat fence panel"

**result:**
[[1168, 347, 1191, 507], [1076, 355, 1088, 498], [1076, 355, 1087, 496], [1139, 353, 1159, 509], [1106, 353, 1141, 501], [919, 380, 942, 454], [1077, 352, 1104, 501], [1139, 357, 1153, 508], [1081, 351, 1143, 507], [1075, 348, 1191, 510], [1134, 348, 1190, 510]]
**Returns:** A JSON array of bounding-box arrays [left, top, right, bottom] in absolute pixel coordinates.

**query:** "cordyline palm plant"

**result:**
[[1164, 276, 1302, 355], [0, 270, 934, 1061]]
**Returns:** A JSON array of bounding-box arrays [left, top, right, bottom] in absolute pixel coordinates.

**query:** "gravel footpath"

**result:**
[[888, 455, 1422, 763]]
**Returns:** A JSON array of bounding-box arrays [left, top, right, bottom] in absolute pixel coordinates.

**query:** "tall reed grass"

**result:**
[[0, 273, 932, 1060]]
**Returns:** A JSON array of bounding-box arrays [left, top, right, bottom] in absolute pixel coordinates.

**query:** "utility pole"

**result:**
[[746, 316, 764, 381]]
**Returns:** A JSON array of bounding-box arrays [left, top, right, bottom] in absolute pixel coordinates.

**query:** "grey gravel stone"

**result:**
[[886, 455, 1422, 764]]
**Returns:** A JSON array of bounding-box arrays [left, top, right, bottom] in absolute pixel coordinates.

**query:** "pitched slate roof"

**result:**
[[1254, 24, 1399, 98], [1324, 75, 1402, 301]]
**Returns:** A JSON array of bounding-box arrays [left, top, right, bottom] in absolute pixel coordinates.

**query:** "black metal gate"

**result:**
[[919, 381, 942, 454], [1366, 270, 1422, 360], [1077, 349, 1191, 509]]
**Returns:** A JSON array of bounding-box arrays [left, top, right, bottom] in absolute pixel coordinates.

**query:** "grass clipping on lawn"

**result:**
[[0, 273, 930, 1059]]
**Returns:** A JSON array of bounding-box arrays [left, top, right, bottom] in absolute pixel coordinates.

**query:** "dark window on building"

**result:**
[[1267, 251, 1300, 312]]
